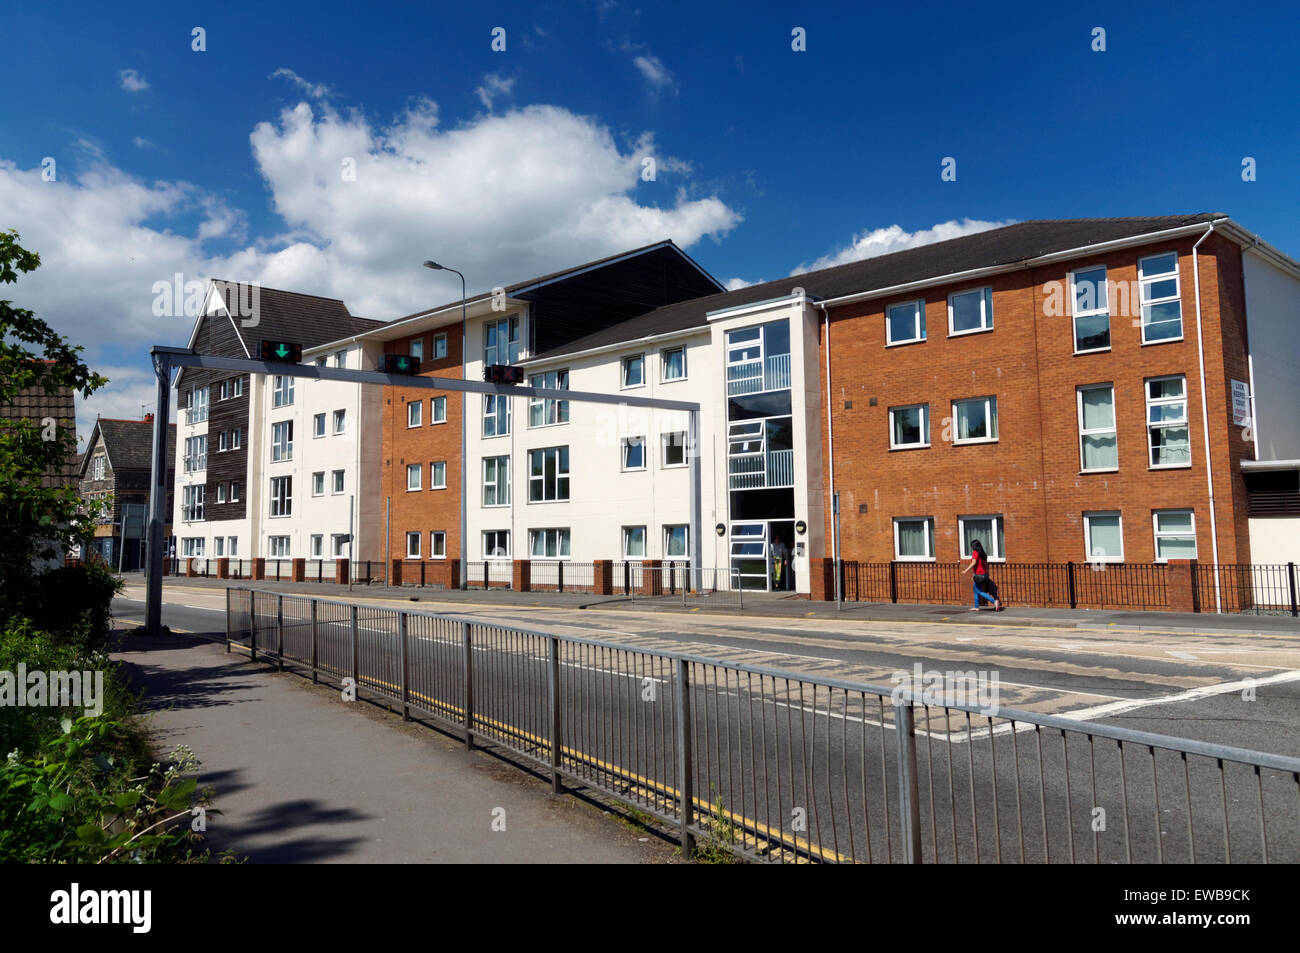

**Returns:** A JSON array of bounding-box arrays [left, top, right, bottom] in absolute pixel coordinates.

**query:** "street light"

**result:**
[[424, 260, 469, 590]]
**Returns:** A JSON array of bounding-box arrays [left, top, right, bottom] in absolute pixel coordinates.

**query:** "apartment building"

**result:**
[[79, 415, 176, 570], [813, 215, 1300, 577], [171, 281, 383, 561]]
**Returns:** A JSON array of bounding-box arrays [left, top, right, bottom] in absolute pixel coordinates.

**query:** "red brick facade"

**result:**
[[819, 233, 1254, 567]]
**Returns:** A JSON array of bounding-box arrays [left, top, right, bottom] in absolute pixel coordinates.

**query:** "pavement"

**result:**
[[112, 627, 678, 863], [125, 571, 1300, 637]]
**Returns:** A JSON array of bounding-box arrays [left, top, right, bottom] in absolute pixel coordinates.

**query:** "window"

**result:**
[[432, 396, 447, 423], [1070, 265, 1110, 352], [407, 400, 422, 428], [1084, 511, 1123, 562], [662, 346, 686, 380], [953, 397, 998, 444], [661, 431, 687, 467], [405, 532, 421, 559], [234, 376, 243, 397], [272, 375, 294, 408], [529, 528, 570, 559], [182, 537, 205, 557], [218, 430, 229, 452], [528, 446, 570, 502], [333, 350, 347, 368], [270, 476, 292, 517], [187, 386, 209, 423], [621, 354, 645, 389], [219, 379, 229, 400], [216, 483, 227, 504], [1139, 252, 1182, 343], [1146, 376, 1190, 467], [229, 481, 240, 503], [948, 287, 994, 335], [528, 369, 569, 427], [182, 485, 204, 522], [893, 517, 936, 560], [332, 469, 345, 494], [484, 316, 521, 366], [332, 534, 348, 558], [407, 463, 422, 491], [430, 531, 446, 558], [228, 537, 238, 557], [433, 333, 448, 359], [91, 455, 105, 480], [483, 394, 510, 436], [622, 436, 645, 471], [333, 409, 346, 434], [313, 413, 326, 437], [271, 420, 293, 461], [315, 356, 326, 367], [268, 536, 291, 558], [430, 461, 446, 489], [959, 515, 1006, 561], [887, 299, 926, 345], [1078, 385, 1117, 471], [310, 534, 323, 558], [218, 376, 243, 399], [231, 428, 241, 450], [214, 537, 224, 557], [183, 435, 206, 472], [664, 525, 689, 558], [622, 526, 646, 558], [889, 404, 930, 450], [483, 530, 511, 559], [409, 338, 423, 363], [1153, 510, 1197, 561], [483, 456, 510, 506], [312, 471, 325, 497]]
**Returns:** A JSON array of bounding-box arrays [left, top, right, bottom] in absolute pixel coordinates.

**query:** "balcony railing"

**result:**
[[728, 449, 795, 490], [727, 353, 792, 396]]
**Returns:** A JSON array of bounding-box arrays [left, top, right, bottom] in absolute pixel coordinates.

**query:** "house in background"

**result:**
[[79, 415, 176, 571]]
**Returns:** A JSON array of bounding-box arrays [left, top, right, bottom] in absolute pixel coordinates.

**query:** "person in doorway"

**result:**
[[771, 535, 788, 591], [961, 539, 1001, 611]]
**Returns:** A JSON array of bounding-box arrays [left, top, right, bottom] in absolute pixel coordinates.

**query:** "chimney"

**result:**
[[143, 413, 154, 424]]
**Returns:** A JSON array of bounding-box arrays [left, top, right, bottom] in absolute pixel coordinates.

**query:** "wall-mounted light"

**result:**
[[795, 520, 807, 536], [715, 522, 726, 536]]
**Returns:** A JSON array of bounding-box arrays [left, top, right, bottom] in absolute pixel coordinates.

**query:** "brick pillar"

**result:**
[[1166, 559, 1197, 613], [251, 557, 265, 581], [216, 557, 229, 579], [513, 559, 531, 592], [391, 559, 404, 586], [639, 559, 662, 596], [291, 557, 306, 582], [809, 558, 836, 601], [594, 559, 613, 595], [334, 559, 349, 585], [186, 557, 196, 578]]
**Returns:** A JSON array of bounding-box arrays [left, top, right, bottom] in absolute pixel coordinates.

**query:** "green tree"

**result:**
[[0, 229, 109, 603]]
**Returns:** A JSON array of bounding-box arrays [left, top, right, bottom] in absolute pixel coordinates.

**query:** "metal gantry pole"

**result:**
[[688, 408, 703, 595], [144, 349, 174, 636]]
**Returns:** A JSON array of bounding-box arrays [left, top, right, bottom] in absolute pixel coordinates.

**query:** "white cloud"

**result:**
[[0, 98, 739, 442], [475, 73, 516, 112], [270, 68, 331, 100], [119, 69, 149, 92], [132, 136, 154, 149], [794, 219, 1013, 273], [724, 277, 756, 291], [633, 55, 676, 94]]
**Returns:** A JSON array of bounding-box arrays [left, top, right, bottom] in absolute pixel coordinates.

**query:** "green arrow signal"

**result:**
[[276, 344, 289, 358]]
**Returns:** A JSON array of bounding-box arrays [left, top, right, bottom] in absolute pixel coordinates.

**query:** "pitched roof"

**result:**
[[528, 215, 1225, 361], [0, 380, 78, 488], [82, 417, 177, 475], [207, 281, 384, 346]]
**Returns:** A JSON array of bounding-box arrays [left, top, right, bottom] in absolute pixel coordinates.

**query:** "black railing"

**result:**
[[1194, 563, 1299, 616]]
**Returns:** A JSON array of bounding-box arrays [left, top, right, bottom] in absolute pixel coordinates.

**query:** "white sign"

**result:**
[[1230, 379, 1251, 427]]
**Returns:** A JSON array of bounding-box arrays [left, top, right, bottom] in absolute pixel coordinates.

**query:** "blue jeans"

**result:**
[[973, 574, 997, 606]]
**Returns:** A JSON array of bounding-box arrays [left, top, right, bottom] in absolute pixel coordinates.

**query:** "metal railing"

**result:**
[[226, 587, 1300, 863], [465, 559, 512, 590], [726, 353, 792, 397], [527, 561, 597, 593], [728, 449, 795, 490], [610, 563, 744, 609], [1195, 563, 1299, 616]]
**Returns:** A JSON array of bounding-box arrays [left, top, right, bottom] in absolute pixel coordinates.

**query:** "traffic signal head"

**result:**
[[484, 364, 524, 384], [260, 340, 302, 362], [384, 354, 420, 375]]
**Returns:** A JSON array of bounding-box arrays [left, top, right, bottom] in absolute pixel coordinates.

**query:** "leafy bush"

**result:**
[[8, 562, 124, 651]]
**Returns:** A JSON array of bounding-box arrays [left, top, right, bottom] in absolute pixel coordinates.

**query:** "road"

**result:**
[[114, 584, 1300, 863]]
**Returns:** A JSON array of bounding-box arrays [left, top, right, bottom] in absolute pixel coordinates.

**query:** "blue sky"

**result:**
[[1, 0, 1296, 440]]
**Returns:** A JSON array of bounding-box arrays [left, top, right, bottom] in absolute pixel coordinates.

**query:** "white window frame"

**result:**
[[661, 345, 687, 381], [433, 332, 448, 360], [484, 315, 521, 367], [527, 369, 569, 428], [622, 525, 647, 558], [888, 403, 930, 450], [311, 471, 325, 497], [1145, 375, 1191, 469], [216, 482, 227, 504], [407, 400, 422, 428], [229, 481, 240, 503], [182, 484, 205, 522], [310, 534, 323, 558], [892, 517, 936, 561], [886, 299, 926, 346], [271, 420, 293, 462], [333, 350, 347, 369], [958, 515, 1006, 561], [269, 476, 292, 517], [1152, 509, 1197, 562], [1083, 511, 1124, 563], [214, 537, 224, 557], [333, 409, 346, 434], [231, 427, 241, 450], [332, 469, 345, 494], [409, 338, 423, 363], [621, 353, 645, 390], [529, 527, 571, 560], [483, 394, 511, 437], [228, 537, 238, 557], [430, 461, 447, 489], [664, 524, 690, 559], [1138, 252, 1183, 345], [528, 446, 570, 503], [483, 456, 510, 507], [218, 430, 229, 452], [406, 463, 422, 491], [952, 396, 999, 445], [432, 396, 447, 424], [1069, 264, 1111, 354], [622, 436, 646, 472], [405, 532, 421, 559], [430, 531, 447, 559], [661, 431, 688, 468], [313, 413, 326, 438], [331, 534, 348, 558], [268, 536, 291, 558], [1077, 384, 1118, 473], [271, 375, 294, 408], [947, 286, 994, 336], [483, 530, 511, 559]]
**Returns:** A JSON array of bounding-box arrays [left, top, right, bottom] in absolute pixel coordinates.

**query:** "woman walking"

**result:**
[[961, 539, 1001, 611]]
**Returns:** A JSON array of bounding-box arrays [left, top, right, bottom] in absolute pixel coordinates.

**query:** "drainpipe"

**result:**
[[821, 305, 840, 606], [1192, 222, 1222, 612]]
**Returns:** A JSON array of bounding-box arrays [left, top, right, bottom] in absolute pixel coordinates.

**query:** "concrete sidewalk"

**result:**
[[113, 629, 675, 863], [126, 571, 1300, 637]]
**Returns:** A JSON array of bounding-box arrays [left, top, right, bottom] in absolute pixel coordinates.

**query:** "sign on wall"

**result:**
[[1230, 379, 1251, 427]]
